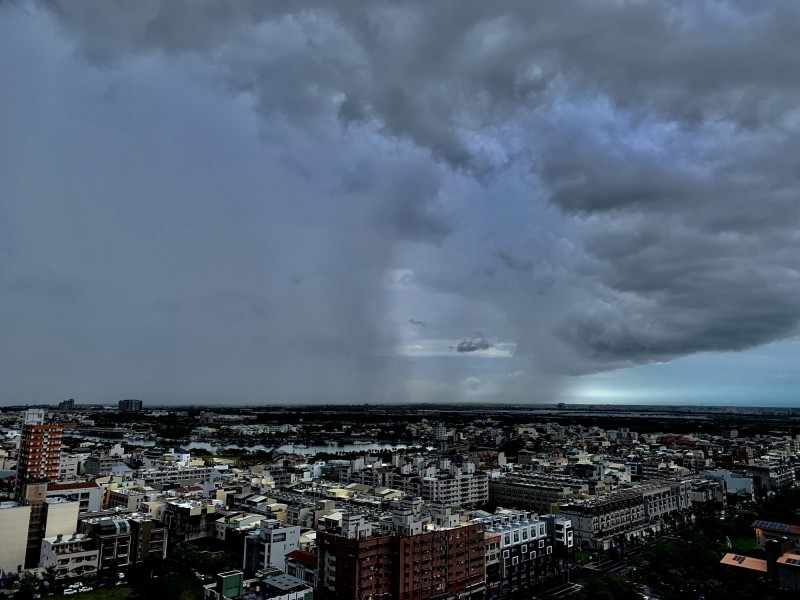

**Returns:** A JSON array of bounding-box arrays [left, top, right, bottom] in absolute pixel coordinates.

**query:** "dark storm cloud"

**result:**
[[339, 159, 452, 243], [457, 338, 493, 353], [15, 0, 800, 394], [497, 250, 533, 273]]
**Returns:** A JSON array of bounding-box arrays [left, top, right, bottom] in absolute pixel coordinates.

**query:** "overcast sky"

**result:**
[[2, 1, 800, 406]]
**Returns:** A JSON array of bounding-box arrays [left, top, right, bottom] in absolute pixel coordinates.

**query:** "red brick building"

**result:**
[[16, 413, 64, 493], [317, 530, 396, 599], [396, 523, 485, 600], [14, 409, 65, 567], [317, 521, 486, 600]]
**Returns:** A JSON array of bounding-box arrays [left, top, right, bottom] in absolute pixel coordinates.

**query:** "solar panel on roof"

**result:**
[[753, 520, 799, 532]]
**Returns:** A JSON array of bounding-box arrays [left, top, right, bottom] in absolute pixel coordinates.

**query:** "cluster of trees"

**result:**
[[577, 487, 800, 600], [636, 530, 796, 600], [575, 574, 643, 600]]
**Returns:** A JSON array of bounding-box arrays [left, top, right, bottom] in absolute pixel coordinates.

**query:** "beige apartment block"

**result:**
[[0, 502, 31, 574]]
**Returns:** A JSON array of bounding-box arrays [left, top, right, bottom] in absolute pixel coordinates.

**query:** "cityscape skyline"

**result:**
[[3, 1, 800, 406]]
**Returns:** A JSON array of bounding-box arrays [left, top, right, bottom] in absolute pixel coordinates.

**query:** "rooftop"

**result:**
[[47, 481, 99, 491], [720, 553, 768, 572], [285, 550, 317, 568], [751, 520, 800, 535], [777, 553, 800, 568]]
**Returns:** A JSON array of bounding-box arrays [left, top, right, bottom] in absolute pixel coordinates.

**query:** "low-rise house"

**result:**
[[39, 533, 99, 580]]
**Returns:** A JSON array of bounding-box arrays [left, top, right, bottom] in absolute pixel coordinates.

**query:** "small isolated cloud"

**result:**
[[408, 318, 426, 327], [457, 337, 493, 353]]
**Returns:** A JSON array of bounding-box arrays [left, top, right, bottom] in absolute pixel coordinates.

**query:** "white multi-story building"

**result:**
[[641, 480, 691, 521], [39, 533, 99, 580], [384, 460, 488, 507], [46, 481, 103, 513], [472, 510, 561, 589], [560, 490, 647, 551], [58, 452, 89, 480], [242, 519, 301, 572]]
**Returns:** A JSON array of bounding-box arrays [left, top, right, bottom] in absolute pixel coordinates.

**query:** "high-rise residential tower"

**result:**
[[15, 409, 65, 567], [118, 398, 143, 413], [15, 409, 63, 496]]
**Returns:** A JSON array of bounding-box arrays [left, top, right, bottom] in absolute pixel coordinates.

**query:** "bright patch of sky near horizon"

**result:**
[[2, 2, 800, 406]]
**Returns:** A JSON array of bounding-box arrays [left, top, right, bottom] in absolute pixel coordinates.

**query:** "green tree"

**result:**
[[12, 572, 39, 600], [128, 576, 187, 600], [42, 565, 58, 593]]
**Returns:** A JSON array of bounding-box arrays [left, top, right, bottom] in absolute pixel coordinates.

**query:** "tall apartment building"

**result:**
[[15, 409, 65, 567], [118, 399, 143, 413], [57, 399, 75, 411], [15, 409, 64, 496]]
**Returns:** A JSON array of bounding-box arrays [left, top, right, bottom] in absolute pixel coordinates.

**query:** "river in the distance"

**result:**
[[122, 439, 408, 455]]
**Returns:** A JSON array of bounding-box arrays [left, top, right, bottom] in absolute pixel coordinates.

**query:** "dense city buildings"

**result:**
[[57, 399, 75, 412], [2, 403, 800, 598]]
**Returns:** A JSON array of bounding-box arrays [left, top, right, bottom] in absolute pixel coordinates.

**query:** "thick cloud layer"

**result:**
[[3, 1, 800, 403], [457, 338, 493, 354]]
